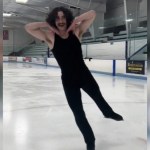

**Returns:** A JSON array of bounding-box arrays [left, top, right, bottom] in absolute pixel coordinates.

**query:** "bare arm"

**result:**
[[67, 10, 96, 39], [25, 22, 58, 43]]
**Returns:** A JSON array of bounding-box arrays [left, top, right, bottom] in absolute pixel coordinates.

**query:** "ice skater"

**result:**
[[25, 6, 123, 150]]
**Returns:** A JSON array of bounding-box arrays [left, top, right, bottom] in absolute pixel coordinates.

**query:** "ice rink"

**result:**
[[3, 62, 147, 150]]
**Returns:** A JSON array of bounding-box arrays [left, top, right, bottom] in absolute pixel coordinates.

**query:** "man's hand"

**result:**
[[47, 24, 60, 35], [67, 18, 80, 33]]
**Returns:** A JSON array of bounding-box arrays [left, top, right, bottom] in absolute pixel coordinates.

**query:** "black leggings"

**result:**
[[62, 75, 113, 146]]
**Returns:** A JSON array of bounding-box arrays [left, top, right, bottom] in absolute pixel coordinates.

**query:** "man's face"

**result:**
[[55, 11, 67, 31]]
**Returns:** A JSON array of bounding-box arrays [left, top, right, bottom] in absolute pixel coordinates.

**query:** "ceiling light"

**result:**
[[137, 26, 144, 28], [3, 25, 10, 27], [126, 19, 133, 22], [3, 13, 12, 17], [16, 0, 28, 3], [98, 27, 105, 29]]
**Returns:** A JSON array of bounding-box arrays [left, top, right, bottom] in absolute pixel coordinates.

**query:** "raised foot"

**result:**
[[105, 112, 123, 121]]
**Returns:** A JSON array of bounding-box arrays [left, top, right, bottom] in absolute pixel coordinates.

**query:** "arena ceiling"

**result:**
[[3, 0, 123, 29]]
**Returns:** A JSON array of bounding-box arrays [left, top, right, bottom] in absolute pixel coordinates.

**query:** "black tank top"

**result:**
[[52, 32, 91, 86]]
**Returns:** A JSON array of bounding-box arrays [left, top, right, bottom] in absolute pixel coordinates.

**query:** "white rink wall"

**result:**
[[3, 56, 147, 79], [81, 41, 126, 60]]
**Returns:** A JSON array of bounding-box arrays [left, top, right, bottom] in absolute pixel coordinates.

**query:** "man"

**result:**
[[25, 6, 123, 150]]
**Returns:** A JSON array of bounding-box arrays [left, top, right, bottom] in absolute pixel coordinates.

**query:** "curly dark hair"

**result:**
[[46, 6, 74, 29]]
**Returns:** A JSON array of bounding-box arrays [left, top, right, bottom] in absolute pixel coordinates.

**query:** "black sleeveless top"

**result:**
[[52, 32, 91, 86]]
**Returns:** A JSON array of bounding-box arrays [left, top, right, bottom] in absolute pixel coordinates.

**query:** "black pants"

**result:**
[[62, 73, 113, 146]]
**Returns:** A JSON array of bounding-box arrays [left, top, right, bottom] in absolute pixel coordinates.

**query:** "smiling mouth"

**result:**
[[58, 23, 65, 27]]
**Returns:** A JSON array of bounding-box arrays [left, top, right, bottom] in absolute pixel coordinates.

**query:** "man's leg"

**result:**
[[62, 84, 95, 148], [81, 77, 123, 121]]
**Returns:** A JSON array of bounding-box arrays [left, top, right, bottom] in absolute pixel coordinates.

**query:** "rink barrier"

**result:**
[[3, 56, 147, 80]]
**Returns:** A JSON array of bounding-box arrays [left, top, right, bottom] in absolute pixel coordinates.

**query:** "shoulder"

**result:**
[[45, 30, 55, 39]]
